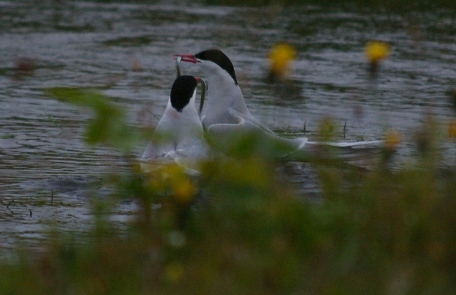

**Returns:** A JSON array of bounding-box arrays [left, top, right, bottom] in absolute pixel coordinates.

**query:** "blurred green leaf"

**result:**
[[45, 87, 139, 151]]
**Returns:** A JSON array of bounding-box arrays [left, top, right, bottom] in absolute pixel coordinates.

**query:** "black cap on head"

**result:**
[[195, 49, 238, 85], [170, 75, 198, 112]]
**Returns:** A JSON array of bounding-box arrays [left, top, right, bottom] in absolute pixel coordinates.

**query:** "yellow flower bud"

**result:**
[[365, 41, 391, 64], [385, 129, 401, 150], [165, 261, 184, 282], [448, 120, 456, 140], [172, 178, 196, 204], [268, 43, 297, 80]]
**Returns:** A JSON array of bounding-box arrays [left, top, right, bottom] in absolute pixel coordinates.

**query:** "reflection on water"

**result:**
[[1, 1, 455, 252]]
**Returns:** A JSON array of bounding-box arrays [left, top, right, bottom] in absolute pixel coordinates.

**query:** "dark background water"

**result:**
[[1, 0, 455, 252]]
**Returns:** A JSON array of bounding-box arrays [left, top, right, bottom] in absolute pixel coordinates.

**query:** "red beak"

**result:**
[[173, 54, 199, 63]]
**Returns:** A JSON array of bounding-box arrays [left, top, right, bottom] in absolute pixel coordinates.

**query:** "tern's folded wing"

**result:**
[[306, 140, 384, 148]]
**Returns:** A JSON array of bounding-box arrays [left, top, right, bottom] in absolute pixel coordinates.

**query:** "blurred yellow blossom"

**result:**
[[161, 164, 196, 203], [448, 120, 456, 140], [365, 41, 391, 64], [140, 162, 196, 203], [385, 129, 402, 150], [165, 261, 184, 282], [318, 117, 336, 141], [172, 178, 196, 204], [268, 43, 297, 81]]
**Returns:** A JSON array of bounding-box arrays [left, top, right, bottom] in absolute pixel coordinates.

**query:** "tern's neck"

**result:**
[[203, 73, 250, 125], [163, 95, 203, 135]]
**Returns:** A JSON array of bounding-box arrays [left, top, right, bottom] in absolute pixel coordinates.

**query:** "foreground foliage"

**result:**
[[1, 88, 455, 294]]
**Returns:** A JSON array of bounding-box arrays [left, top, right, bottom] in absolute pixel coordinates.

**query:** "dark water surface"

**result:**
[[1, 1, 455, 253]]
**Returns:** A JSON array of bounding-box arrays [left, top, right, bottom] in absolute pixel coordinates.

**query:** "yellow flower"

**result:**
[[268, 43, 297, 80], [365, 41, 391, 64], [385, 129, 401, 150], [156, 164, 196, 203], [165, 261, 184, 282], [140, 162, 196, 201], [172, 178, 196, 204], [318, 117, 336, 140], [448, 120, 456, 140]]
